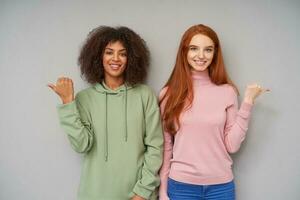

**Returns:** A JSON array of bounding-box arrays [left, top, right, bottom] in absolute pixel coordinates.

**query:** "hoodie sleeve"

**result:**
[[56, 94, 94, 153], [133, 87, 164, 199], [224, 86, 253, 153]]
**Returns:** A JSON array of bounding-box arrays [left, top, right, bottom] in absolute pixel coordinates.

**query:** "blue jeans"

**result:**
[[167, 178, 235, 200]]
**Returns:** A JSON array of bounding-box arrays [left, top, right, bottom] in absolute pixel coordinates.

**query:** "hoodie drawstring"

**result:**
[[124, 85, 128, 142], [99, 83, 129, 162], [104, 92, 108, 161]]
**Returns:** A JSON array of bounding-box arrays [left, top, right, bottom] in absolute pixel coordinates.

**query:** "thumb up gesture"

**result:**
[[48, 77, 74, 104]]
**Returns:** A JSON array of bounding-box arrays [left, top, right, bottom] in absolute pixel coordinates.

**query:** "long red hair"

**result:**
[[160, 24, 238, 135]]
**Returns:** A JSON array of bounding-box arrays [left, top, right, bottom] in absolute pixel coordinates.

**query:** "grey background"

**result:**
[[0, 0, 299, 199]]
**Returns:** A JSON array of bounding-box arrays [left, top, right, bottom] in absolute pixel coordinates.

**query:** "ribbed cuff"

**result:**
[[133, 184, 153, 200], [56, 101, 77, 117], [239, 102, 253, 118]]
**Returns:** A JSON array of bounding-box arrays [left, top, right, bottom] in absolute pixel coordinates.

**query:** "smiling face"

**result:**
[[102, 41, 127, 83], [187, 34, 215, 72]]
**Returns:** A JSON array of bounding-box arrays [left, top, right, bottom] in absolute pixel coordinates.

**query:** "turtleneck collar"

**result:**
[[191, 69, 212, 86]]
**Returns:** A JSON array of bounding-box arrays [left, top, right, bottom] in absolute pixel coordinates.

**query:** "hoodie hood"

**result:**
[[93, 82, 133, 161], [94, 81, 133, 94]]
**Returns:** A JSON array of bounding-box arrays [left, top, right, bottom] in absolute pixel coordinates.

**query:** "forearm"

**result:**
[[57, 101, 94, 153], [224, 102, 253, 153], [159, 131, 173, 200], [133, 105, 164, 199], [133, 146, 163, 199]]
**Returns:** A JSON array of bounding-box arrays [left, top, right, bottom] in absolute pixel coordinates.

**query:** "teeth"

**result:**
[[194, 60, 206, 65], [110, 64, 121, 69]]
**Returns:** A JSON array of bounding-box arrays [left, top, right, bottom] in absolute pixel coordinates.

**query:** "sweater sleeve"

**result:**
[[158, 87, 172, 200], [224, 87, 253, 153], [57, 95, 94, 153], [159, 130, 173, 200], [133, 89, 163, 199]]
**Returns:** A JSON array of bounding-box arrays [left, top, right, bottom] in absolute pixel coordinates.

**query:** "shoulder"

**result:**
[[220, 84, 237, 96], [132, 84, 157, 98], [133, 84, 159, 110], [159, 86, 168, 101], [218, 84, 238, 105], [75, 86, 96, 102], [215, 84, 238, 96]]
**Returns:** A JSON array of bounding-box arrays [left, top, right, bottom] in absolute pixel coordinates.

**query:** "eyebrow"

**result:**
[[189, 45, 214, 48], [105, 48, 127, 51]]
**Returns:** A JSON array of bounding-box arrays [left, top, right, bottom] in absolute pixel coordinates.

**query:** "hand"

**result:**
[[131, 195, 146, 200], [48, 77, 74, 104], [243, 83, 270, 104]]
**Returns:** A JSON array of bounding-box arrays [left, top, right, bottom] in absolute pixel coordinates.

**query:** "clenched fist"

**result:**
[[243, 83, 270, 104], [48, 77, 74, 104]]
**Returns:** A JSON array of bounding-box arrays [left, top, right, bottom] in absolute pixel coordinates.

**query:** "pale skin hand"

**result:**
[[131, 195, 146, 200], [48, 77, 74, 104], [243, 83, 270, 104]]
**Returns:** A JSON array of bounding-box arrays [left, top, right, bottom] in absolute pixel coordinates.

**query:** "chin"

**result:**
[[192, 66, 208, 71]]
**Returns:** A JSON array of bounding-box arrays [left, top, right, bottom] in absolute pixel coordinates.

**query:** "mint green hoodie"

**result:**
[[57, 82, 163, 200]]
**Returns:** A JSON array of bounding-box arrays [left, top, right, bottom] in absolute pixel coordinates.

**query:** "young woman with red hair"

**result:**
[[159, 24, 269, 200]]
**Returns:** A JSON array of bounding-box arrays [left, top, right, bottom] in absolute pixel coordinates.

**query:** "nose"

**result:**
[[112, 53, 120, 61], [198, 49, 204, 58]]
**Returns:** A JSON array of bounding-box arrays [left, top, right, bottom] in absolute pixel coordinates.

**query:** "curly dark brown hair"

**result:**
[[78, 26, 150, 85]]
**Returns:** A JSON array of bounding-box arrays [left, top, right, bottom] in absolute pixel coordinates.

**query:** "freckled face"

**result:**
[[102, 41, 127, 81], [187, 34, 215, 72]]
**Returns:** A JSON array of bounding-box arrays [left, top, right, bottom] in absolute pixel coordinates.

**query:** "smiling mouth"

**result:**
[[194, 60, 207, 66], [109, 64, 122, 70]]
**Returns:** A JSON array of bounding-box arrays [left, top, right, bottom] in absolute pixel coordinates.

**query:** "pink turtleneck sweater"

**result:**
[[159, 70, 253, 200]]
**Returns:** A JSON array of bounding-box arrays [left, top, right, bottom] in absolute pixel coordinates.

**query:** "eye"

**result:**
[[104, 51, 113, 55], [205, 48, 213, 53], [120, 52, 127, 57], [189, 47, 198, 51]]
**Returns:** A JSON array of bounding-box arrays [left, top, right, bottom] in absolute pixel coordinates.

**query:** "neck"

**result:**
[[104, 76, 124, 90], [191, 69, 212, 86]]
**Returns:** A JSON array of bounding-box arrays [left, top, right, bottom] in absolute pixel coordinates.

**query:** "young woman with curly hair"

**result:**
[[48, 26, 163, 200], [158, 24, 269, 200]]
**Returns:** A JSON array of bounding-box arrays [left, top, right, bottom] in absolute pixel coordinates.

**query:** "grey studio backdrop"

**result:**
[[0, 0, 299, 200]]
